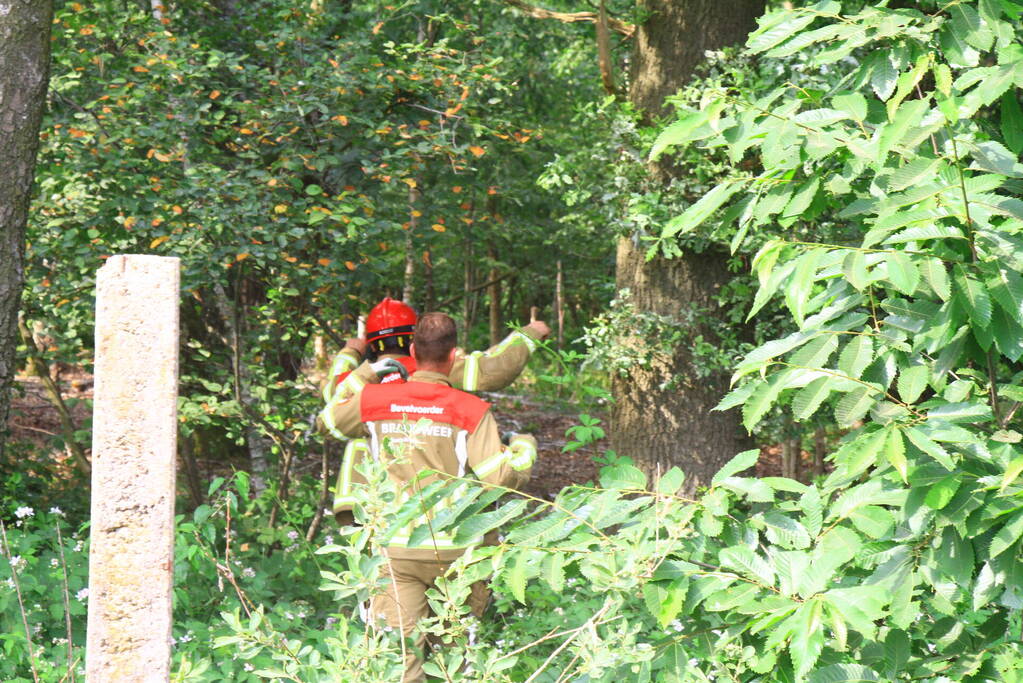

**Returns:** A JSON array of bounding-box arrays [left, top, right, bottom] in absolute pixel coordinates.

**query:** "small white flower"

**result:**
[[242, 567, 256, 578], [74, 541, 84, 552], [76, 588, 89, 602], [284, 612, 294, 620], [49, 506, 64, 516], [325, 616, 338, 628], [9, 556, 26, 571], [15, 506, 34, 519], [324, 535, 334, 545], [50, 558, 59, 568], [286, 530, 299, 541], [284, 543, 299, 553], [244, 663, 254, 672]]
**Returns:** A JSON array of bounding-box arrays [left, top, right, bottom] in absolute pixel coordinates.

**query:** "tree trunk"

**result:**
[[0, 0, 54, 463], [404, 184, 420, 306], [612, 239, 754, 486], [487, 243, 501, 347], [610, 0, 763, 490]]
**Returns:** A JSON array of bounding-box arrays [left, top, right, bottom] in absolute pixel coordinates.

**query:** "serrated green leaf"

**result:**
[[954, 265, 993, 328], [896, 364, 929, 404], [790, 599, 826, 680], [922, 258, 951, 300], [906, 427, 955, 469], [870, 53, 898, 101], [888, 157, 941, 192], [713, 449, 760, 486], [989, 267, 1023, 322], [1000, 456, 1023, 493], [886, 252, 920, 295], [886, 428, 908, 483], [838, 335, 873, 380], [657, 467, 686, 496], [763, 512, 811, 549], [790, 334, 839, 369], [543, 552, 565, 593], [662, 180, 746, 238], [842, 250, 870, 290], [973, 561, 1000, 610], [748, 9, 819, 54], [925, 475, 962, 510], [927, 401, 992, 422], [720, 544, 775, 585], [833, 92, 868, 121], [714, 382, 757, 412], [990, 509, 1023, 558], [835, 386, 875, 428], [792, 376, 833, 421], [808, 664, 880, 683], [800, 485, 823, 538], [786, 249, 823, 325], [1002, 93, 1023, 155], [950, 3, 994, 52], [743, 372, 790, 431]]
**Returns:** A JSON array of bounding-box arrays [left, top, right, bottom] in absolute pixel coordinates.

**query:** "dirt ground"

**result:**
[[8, 372, 808, 503]]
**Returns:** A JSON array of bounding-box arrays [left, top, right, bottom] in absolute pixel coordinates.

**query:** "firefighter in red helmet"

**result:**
[[320, 297, 549, 520]]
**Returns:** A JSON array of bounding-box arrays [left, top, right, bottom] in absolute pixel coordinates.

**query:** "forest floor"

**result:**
[[8, 372, 817, 505]]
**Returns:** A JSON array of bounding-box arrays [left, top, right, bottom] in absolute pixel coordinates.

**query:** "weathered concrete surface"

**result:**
[[87, 255, 179, 683]]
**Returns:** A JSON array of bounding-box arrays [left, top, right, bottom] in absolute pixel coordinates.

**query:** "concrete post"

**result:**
[[87, 255, 180, 682]]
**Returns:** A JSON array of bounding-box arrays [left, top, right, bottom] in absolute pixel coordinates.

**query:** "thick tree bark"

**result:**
[[0, 0, 54, 462], [612, 0, 763, 490]]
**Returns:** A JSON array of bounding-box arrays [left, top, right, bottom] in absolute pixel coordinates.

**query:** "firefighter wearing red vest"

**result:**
[[325, 313, 537, 682], [322, 297, 550, 404], [321, 297, 548, 522]]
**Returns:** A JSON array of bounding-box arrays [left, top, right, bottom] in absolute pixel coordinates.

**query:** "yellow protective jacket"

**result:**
[[327, 370, 536, 561]]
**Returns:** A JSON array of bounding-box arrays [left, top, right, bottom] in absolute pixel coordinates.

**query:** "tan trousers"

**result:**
[[369, 557, 490, 682]]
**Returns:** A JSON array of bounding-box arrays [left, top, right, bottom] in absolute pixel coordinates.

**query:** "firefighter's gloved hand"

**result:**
[[506, 434, 538, 471], [371, 358, 408, 380], [500, 431, 515, 445]]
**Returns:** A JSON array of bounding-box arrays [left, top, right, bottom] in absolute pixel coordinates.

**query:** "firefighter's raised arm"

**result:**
[[451, 320, 551, 393]]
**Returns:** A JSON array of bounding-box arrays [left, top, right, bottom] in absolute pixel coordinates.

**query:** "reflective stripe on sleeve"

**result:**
[[332, 438, 370, 512], [463, 353, 481, 392], [508, 440, 536, 471], [323, 352, 360, 402]]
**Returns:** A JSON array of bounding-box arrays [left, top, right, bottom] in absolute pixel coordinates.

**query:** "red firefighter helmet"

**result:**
[[365, 297, 418, 344]]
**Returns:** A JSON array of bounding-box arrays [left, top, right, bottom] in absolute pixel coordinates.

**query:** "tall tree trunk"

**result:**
[[612, 0, 764, 490], [403, 185, 419, 306], [0, 0, 54, 463], [487, 243, 501, 347]]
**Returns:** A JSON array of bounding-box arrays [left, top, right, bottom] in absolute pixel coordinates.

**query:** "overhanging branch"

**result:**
[[503, 0, 636, 38]]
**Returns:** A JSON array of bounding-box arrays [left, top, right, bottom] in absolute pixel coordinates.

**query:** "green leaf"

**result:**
[[786, 249, 823, 325], [1000, 456, 1023, 493], [506, 550, 529, 603], [970, 140, 1023, 177], [763, 512, 811, 549], [888, 157, 941, 193], [713, 449, 760, 486], [649, 110, 710, 161], [927, 401, 992, 422], [886, 252, 920, 295], [1001, 93, 1023, 155], [790, 599, 825, 680], [972, 561, 1000, 610], [877, 99, 928, 161], [743, 372, 789, 431], [599, 462, 647, 490], [747, 9, 820, 54], [842, 251, 870, 290], [781, 178, 821, 222], [922, 258, 951, 301], [886, 428, 908, 483], [950, 3, 994, 51], [870, 53, 899, 101], [835, 386, 875, 428], [453, 499, 528, 545], [719, 544, 775, 585], [850, 505, 895, 539], [305, 184, 323, 195], [808, 664, 879, 683], [906, 427, 955, 470], [897, 365, 929, 404], [790, 334, 839, 369], [793, 376, 833, 421], [925, 475, 962, 510], [954, 265, 993, 329], [662, 180, 745, 238], [990, 509, 1023, 558], [833, 92, 868, 121], [542, 552, 565, 593], [657, 467, 686, 496], [989, 267, 1023, 322], [838, 335, 873, 380], [714, 382, 757, 412]]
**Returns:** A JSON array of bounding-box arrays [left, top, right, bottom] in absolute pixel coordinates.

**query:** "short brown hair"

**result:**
[[413, 312, 457, 364]]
